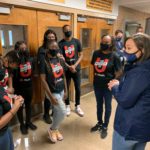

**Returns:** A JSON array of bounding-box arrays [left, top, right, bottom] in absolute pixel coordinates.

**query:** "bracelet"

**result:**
[[9, 111, 15, 117]]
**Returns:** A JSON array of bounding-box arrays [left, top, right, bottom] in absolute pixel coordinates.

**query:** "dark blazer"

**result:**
[[112, 59, 150, 142]]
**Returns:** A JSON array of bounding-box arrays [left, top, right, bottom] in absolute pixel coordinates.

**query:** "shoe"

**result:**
[[26, 122, 37, 130], [66, 105, 71, 116], [55, 130, 64, 141], [43, 114, 52, 124], [20, 124, 28, 135], [90, 123, 102, 132], [48, 128, 57, 143], [75, 105, 84, 117], [100, 127, 108, 139]]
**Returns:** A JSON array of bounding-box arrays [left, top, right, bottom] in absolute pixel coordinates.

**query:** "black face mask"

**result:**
[[116, 37, 122, 41], [49, 49, 58, 57], [0, 68, 5, 81], [100, 43, 111, 51], [64, 31, 72, 38]]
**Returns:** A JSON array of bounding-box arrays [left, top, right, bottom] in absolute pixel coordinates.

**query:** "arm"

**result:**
[[7, 76, 14, 94], [111, 72, 150, 109], [40, 74, 58, 105], [0, 96, 23, 129]]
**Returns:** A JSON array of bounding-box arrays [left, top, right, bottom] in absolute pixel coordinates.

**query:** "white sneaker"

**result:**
[[75, 105, 84, 117], [66, 105, 71, 116]]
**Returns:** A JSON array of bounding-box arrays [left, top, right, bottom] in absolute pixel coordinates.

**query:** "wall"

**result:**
[[113, 6, 150, 33]]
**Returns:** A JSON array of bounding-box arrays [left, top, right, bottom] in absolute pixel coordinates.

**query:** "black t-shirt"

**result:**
[[59, 38, 82, 71], [0, 87, 11, 135], [39, 57, 67, 93], [91, 50, 121, 88], [12, 58, 33, 90]]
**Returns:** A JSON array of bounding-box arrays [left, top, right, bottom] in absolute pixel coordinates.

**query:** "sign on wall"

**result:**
[[48, 0, 65, 3], [87, 0, 113, 12]]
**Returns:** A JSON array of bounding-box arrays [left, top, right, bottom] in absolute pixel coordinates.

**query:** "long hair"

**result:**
[[42, 29, 57, 48]]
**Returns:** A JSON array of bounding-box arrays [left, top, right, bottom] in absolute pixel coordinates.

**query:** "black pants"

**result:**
[[65, 71, 81, 106], [44, 97, 51, 116], [94, 85, 112, 128], [16, 87, 33, 125]]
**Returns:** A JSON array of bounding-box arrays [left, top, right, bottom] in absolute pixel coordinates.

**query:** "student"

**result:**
[[0, 53, 24, 150], [13, 41, 37, 135], [37, 29, 57, 124], [136, 26, 144, 33], [40, 41, 67, 143], [115, 30, 124, 52], [91, 35, 122, 139], [59, 24, 84, 117], [108, 33, 150, 150]]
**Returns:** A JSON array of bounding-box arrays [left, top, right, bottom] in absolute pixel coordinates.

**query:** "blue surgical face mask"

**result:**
[[124, 51, 140, 63]]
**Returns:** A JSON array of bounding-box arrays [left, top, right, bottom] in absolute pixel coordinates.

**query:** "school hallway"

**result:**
[[12, 92, 150, 150]]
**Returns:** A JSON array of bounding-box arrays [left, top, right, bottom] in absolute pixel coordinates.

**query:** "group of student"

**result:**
[[0, 24, 150, 150]]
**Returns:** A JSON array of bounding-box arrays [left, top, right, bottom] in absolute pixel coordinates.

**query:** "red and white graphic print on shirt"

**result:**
[[64, 45, 75, 59], [94, 58, 109, 73], [51, 62, 63, 79], [0, 69, 9, 87], [19, 61, 32, 78]]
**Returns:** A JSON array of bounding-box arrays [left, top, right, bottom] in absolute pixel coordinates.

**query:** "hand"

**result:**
[[69, 65, 76, 73], [63, 92, 68, 101], [13, 95, 24, 109], [51, 97, 58, 106], [58, 54, 65, 61], [108, 79, 119, 90]]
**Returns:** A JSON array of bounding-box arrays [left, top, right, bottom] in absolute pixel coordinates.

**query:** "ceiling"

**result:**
[[119, 0, 150, 14]]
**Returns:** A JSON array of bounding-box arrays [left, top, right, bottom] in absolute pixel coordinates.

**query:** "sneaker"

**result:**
[[20, 124, 28, 135], [66, 105, 71, 116], [75, 105, 84, 117], [26, 122, 37, 130], [90, 123, 102, 132], [48, 128, 57, 143], [43, 114, 52, 124], [55, 130, 64, 141], [100, 127, 108, 139]]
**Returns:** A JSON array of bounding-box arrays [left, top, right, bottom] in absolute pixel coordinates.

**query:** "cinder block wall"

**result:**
[[113, 6, 150, 34]]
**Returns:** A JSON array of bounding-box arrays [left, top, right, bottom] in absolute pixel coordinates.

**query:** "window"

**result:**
[[0, 30, 5, 47], [81, 28, 92, 49], [100, 29, 110, 38], [81, 67, 90, 84], [8, 30, 13, 46]]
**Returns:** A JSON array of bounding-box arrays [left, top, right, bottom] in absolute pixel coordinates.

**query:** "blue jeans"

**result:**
[[51, 91, 66, 130], [94, 86, 112, 127], [113, 130, 147, 150], [0, 128, 14, 150]]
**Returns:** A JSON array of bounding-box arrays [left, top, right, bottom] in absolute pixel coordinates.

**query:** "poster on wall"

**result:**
[[48, 0, 65, 3], [86, 0, 113, 12]]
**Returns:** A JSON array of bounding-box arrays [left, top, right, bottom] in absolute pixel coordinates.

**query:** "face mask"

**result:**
[[100, 43, 111, 51], [64, 31, 72, 38], [116, 37, 122, 41], [0, 68, 5, 81], [49, 49, 58, 57], [124, 50, 141, 63]]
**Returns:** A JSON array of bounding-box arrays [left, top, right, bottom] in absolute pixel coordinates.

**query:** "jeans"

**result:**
[[65, 71, 81, 106], [16, 87, 33, 125], [51, 91, 66, 130], [113, 130, 147, 150], [94, 86, 112, 127], [0, 128, 14, 150]]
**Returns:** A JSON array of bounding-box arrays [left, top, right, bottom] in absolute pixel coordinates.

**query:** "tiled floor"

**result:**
[[12, 92, 150, 150]]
